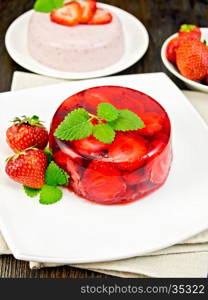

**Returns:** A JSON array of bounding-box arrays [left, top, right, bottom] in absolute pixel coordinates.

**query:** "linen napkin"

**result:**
[[0, 71, 208, 278]]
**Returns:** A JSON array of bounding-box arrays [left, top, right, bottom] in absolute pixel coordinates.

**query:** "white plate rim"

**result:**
[[5, 3, 149, 80], [161, 28, 208, 92]]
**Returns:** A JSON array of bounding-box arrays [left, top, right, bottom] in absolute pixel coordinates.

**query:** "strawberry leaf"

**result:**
[[54, 108, 93, 141], [39, 185, 62, 205], [23, 186, 40, 198], [45, 161, 69, 186], [93, 124, 115, 144], [97, 103, 119, 122], [34, 0, 64, 13], [109, 110, 145, 132]]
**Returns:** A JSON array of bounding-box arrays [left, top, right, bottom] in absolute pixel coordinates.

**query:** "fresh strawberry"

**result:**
[[166, 37, 181, 64], [138, 112, 163, 136], [82, 161, 126, 204], [88, 8, 112, 25], [5, 148, 48, 189], [6, 115, 48, 153], [123, 168, 147, 186], [176, 39, 208, 81], [73, 136, 109, 157], [78, 0, 96, 24], [179, 24, 201, 40], [108, 133, 148, 171], [50, 2, 82, 26]]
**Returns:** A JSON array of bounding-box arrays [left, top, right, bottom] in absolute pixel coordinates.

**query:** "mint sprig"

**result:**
[[93, 124, 115, 144], [109, 110, 144, 131], [54, 108, 93, 141], [44, 147, 53, 163], [97, 103, 119, 122], [45, 161, 69, 186], [34, 0, 64, 13], [23, 160, 69, 205], [54, 102, 145, 144], [23, 186, 40, 198], [39, 185, 62, 205]]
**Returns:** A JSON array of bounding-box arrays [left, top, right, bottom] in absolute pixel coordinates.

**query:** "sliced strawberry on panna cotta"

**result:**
[[82, 161, 126, 204], [50, 2, 82, 26], [78, 0, 97, 24], [108, 133, 148, 171], [73, 136, 109, 158], [88, 8, 112, 25]]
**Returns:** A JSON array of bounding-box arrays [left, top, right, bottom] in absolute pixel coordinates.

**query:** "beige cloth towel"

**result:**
[[0, 71, 208, 278]]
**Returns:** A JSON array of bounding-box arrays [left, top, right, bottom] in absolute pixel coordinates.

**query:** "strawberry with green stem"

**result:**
[[5, 148, 48, 189], [6, 115, 48, 153], [176, 39, 208, 81], [166, 24, 202, 64]]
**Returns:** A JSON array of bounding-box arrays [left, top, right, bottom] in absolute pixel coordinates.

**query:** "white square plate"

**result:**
[[0, 73, 208, 264]]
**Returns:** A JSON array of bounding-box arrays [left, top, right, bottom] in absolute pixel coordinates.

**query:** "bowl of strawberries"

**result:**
[[161, 25, 208, 93]]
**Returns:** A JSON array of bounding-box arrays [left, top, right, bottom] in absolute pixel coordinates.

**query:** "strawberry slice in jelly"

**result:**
[[138, 112, 163, 136], [123, 168, 148, 186], [108, 133, 148, 171], [53, 150, 83, 194], [146, 142, 172, 184], [73, 136, 109, 158], [82, 161, 126, 204]]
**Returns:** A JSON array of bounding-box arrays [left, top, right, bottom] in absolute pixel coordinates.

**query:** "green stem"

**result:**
[[88, 113, 104, 124]]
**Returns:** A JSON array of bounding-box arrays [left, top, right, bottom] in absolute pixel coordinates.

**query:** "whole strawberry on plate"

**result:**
[[5, 148, 48, 189], [6, 115, 48, 153], [176, 39, 208, 81], [166, 24, 201, 64]]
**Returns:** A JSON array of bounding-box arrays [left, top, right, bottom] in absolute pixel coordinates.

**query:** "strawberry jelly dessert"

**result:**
[[49, 86, 172, 205]]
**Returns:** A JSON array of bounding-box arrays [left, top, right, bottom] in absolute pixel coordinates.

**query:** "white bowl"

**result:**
[[161, 28, 208, 93]]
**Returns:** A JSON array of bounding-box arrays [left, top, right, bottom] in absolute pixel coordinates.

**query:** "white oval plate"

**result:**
[[0, 73, 208, 264], [5, 3, 149, 80], [161, 28, 208, 93]]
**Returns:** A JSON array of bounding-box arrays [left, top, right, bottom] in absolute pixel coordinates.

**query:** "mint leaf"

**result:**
[[109, 110, 145, 132], [44, 148, 53, 163], [54, 108, 93, 141], [45, 161, 69, 186], [97, 103, 119, 122], [93, 124, 115, 144], [23, 186, 40, 198], [39, 185, 62, 205], [34, 0, 64, 13]]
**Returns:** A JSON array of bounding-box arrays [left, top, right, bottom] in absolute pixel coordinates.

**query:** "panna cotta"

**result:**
[[49, 86, 172, 205], [28, 10, 125, 72]]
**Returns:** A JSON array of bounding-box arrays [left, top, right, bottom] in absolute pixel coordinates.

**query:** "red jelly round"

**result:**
[[49, 86, 172, 205]]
